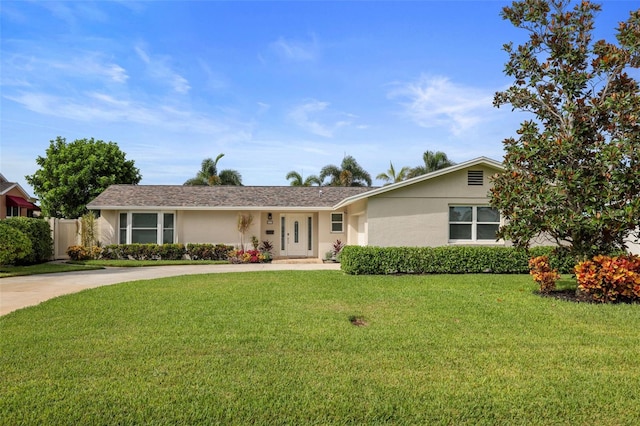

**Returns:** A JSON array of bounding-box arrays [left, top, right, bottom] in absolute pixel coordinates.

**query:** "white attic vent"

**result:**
[[467, 170, 484, 186]]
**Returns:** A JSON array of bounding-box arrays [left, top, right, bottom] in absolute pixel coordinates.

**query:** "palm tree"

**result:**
[[319, 155, 372, 187], [376, 161, 411, 186], [184, 153, 243, 186], [408, 150, 455, 178], [286, 171, 322, 186]]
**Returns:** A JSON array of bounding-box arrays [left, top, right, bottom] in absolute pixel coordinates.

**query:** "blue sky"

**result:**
[[1, 1, 637, 195]]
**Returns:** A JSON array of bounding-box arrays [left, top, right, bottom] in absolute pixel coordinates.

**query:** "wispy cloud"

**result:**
[[5, 90, 248, 138], [388, 74, 494, 135], [135, 45, 191, 94], [2, 51, 128, 85], [268, 35, 319, 62], [288, 100, 356, 138], [38, 1, 108, 26]]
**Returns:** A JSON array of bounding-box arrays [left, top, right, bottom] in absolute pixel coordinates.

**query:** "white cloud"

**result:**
[[288, 100, 335, 137], [388, 74, 494, 135], [4, 91, 244, 136], [287, 101, 366, 138], [268, 35, 319, 62], [135, 45, 191, 94], [39, 1, 108, 26], [2, 51, 128, 84]]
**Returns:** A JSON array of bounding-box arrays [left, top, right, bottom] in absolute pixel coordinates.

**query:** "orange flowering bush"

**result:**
[[66, 245, 102, 261], [575, 255, 640, 303], [227, 249, 270, 264], [529, 255, 560, 294]]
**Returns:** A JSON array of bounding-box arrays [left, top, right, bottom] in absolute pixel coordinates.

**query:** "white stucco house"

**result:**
[[87, 157, 510, 259]]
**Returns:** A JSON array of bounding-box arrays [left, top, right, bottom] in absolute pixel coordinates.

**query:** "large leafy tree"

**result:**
[[184, 153, 243, 186], [376, 162, 411, 185], [285, 171, 322, 186], [319, 155, 372, 187], [490, 0, 640, 259], [408, 150, 455, 178], [26, 137, 141, 218]]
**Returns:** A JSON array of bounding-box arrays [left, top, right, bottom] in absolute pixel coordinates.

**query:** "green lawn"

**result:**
[[1, 271, 639, 425], [70, 259, 228, 267], [0, 262, 104, 278]]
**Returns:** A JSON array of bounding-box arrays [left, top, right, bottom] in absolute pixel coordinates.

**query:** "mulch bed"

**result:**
[[538, 289, 594, 303], [538, 289, 639, 304]]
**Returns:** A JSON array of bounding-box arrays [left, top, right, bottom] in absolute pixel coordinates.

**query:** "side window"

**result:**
[[331, 213, 343, 233], [449, 206, 500, 241], [163, 213, 174, 244]]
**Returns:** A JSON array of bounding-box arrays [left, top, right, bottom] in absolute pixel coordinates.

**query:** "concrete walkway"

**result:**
[[0, 262, 341, 316]]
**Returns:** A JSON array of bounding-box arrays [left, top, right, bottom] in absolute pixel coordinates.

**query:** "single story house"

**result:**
[[0, 173, 40, 219], [87, 157, 508, 259]]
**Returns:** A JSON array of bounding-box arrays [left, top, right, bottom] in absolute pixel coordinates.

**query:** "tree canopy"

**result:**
[[26, 137, 141, 218], [376, 162, 411, 185], [285, 171, 322, 186], [319, 155, 372, 187], [408, 151, 455, 178], [490, 0, 640, 259], [184, 154, 243, 186]]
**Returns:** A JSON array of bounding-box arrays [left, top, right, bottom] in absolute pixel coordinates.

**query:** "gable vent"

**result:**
[[467, 170, 484, 186]]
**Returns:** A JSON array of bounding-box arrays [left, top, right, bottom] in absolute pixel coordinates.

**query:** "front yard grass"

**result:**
[[0, 262, 104, 278], [1, 272, 639, 425], [70, 259, 228, 267]]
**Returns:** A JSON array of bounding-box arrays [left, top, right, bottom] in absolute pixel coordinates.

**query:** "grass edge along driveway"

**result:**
[[2, 271, 639, 425]]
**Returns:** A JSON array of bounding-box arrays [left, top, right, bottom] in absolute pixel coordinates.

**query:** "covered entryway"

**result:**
[[280, 213, 313, 257]]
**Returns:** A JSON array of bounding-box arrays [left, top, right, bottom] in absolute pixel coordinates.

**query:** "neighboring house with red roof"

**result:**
[[87, 157, 507, 259], [0, 173, 40, 220]]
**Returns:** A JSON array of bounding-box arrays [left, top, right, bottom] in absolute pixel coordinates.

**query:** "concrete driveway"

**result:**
[[0, 262, 341, 316]]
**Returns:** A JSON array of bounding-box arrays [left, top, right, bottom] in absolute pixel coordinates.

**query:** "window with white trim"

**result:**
[[6, 206, 19, 217], [119, 212, 175, 244], [449, 206, 500, 241], [331, 213, 343, 233]]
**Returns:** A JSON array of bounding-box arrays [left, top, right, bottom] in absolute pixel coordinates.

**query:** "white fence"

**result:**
[[47, 218, 81, 260]]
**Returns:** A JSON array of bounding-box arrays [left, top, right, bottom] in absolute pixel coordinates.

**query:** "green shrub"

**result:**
[[0, 223, 32, 265], [101, 244, 186, 260], [156, 244, 186, 260], [2, 217, 53, 264], [340, 245, 573, 275], [186, 243, 234, 260]]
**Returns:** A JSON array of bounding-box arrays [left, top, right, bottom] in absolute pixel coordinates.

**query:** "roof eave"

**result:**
[[88, 205, 337, 211], [333, 156, 504, 209]]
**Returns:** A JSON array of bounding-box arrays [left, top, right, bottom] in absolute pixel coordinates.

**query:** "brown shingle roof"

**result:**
[[87, 185, 375, 210]]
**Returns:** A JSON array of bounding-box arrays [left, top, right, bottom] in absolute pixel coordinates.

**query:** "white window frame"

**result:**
[[118, 211, 175, 244], [330, 212, 344, 233], [449, 205, 500, 243], [6, 206, 20, 217]]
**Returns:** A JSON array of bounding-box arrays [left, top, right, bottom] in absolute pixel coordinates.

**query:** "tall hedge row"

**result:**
[[0, 223, 32, 265], [339, 245, 574, 275], [1, 217, 53, 264]]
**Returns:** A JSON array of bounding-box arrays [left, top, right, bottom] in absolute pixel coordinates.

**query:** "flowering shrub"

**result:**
[[67, 245, 102, 261], [575, 254, 640, 303], [228, 249, 271, 264], [528, 255, 560, 294]]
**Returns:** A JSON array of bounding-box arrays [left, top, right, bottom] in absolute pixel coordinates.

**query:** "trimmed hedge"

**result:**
[[98, 243, 235, 261], [186, 243, 235, 261], [2, 217, 53, 264], [340, 245, 574, 275], [0, 222, 32, 265], [101, 244, 186, 260]]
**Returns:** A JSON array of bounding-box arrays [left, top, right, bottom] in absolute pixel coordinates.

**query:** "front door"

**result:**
[[284, 214, 309, 257]]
